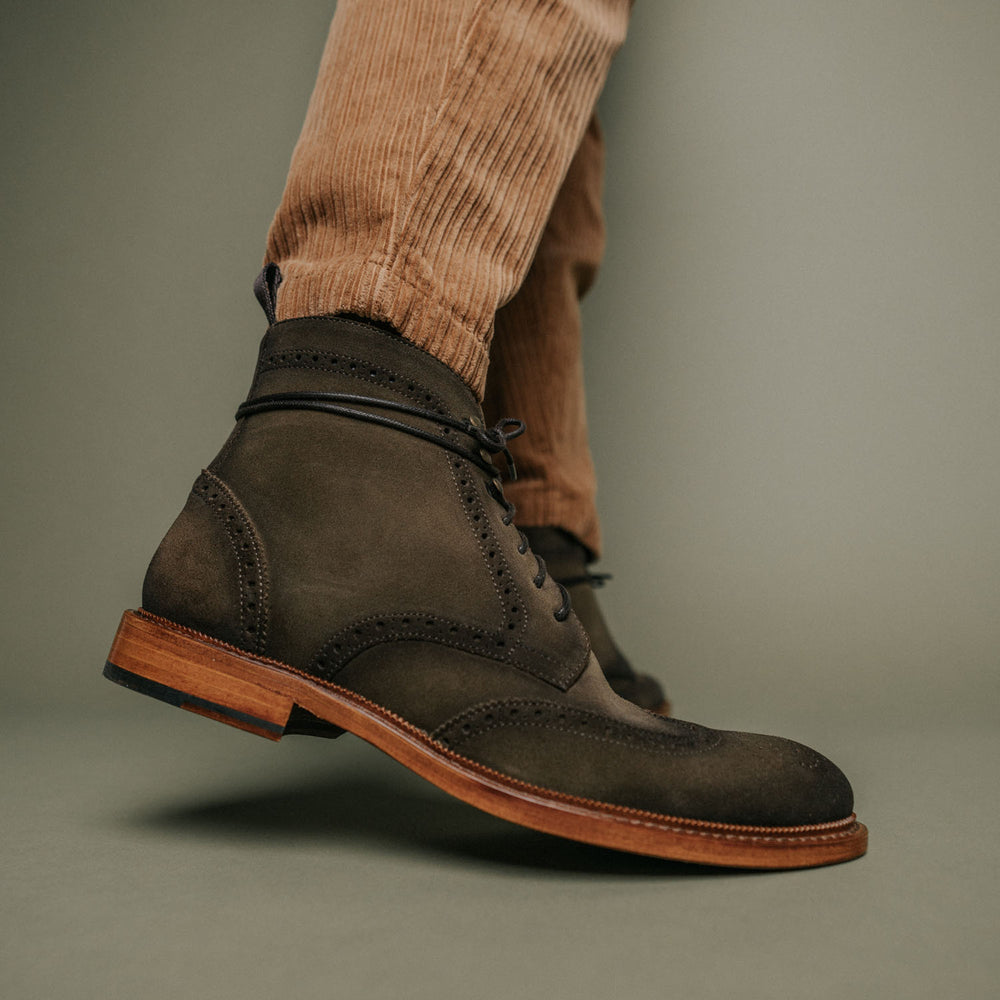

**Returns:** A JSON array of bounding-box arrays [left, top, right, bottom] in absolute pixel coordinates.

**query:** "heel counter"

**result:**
[[142, 471, 269, 654]]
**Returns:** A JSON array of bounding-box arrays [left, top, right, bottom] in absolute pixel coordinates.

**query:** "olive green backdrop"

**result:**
[[2, 2, 997, 998]]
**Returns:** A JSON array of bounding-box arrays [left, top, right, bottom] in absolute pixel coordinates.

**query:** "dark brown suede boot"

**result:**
[[521, 527, 670, 715], [105, 309, 866, 868]]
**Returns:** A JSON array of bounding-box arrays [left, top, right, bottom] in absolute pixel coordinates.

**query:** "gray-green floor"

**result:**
[[5, 697, 995, 999], [5, 2, 1000, 996]]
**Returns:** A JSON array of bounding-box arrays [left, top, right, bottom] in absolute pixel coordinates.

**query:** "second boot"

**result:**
[[522, 527, 670, 714]]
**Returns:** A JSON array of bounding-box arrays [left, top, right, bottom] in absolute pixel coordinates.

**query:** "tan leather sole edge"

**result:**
[[105, 610, 868, 870]]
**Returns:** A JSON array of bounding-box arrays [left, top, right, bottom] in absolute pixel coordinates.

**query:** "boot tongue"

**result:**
[[248, 314, 483, 422]]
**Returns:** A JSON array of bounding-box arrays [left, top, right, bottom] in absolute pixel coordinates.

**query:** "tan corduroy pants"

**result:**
[[265, 0, 632, 556]]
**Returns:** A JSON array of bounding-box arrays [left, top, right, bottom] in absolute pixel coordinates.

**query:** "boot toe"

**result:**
[[434, 701, 854, 829], [676, 730, 856, 827]]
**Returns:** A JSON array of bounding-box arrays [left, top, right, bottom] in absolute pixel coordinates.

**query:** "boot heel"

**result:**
[[104, 610, 295, 741]]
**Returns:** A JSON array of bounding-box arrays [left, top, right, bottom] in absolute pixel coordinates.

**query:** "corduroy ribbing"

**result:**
[[485, 115, 605, 557], [265, 0, 630, 398]]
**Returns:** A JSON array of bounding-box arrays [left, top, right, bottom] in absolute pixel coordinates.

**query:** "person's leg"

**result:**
[[485, 115, 604, 555], [105, 0, 866, 867], [483, 115, 669, 712], [265, 0, 629, 398]]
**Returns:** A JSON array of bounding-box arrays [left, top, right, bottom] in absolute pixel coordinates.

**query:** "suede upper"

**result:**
[[142, 316, 854, 827]]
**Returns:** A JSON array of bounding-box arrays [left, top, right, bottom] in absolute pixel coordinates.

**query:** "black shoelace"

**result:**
[[235, 391, 573, 622]]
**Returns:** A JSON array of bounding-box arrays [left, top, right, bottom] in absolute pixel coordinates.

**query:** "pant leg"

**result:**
[[484, 115, 604, 557], [265, 0, 630, 398]]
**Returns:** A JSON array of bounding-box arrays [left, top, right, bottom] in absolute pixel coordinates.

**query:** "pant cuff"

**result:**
[[274, 256, 491, 399]]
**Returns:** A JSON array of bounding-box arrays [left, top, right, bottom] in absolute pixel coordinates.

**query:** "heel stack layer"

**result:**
[[105, 610, 295, 740]]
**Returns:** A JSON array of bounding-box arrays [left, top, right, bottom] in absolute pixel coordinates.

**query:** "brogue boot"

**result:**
[[105, 308, 867, 868]]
